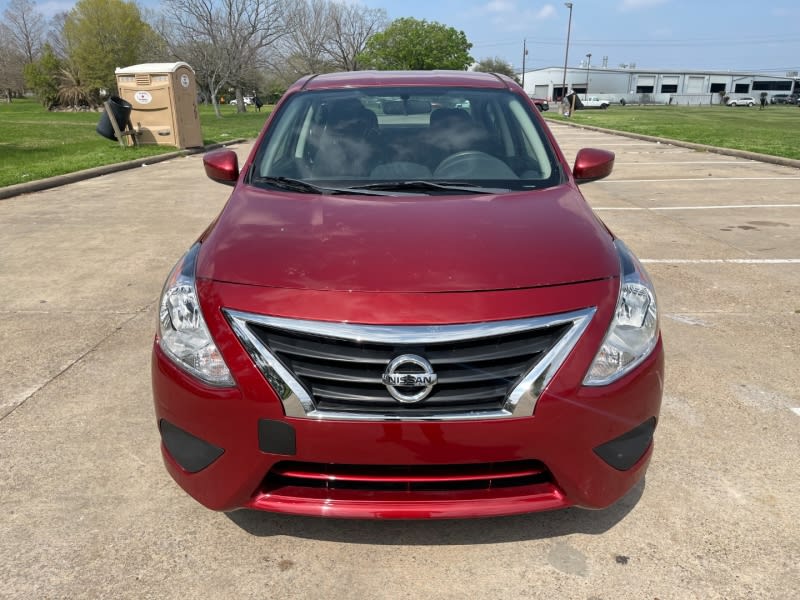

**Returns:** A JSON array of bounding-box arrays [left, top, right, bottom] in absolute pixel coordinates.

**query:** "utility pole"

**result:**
[[561, 2, 574, 113], [522, 39, 528, 88], [585, 53, 592, 99]]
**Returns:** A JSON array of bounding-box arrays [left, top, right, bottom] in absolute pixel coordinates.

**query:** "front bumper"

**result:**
[[153, 279, 663, 518], [152, 341, 663, 518]]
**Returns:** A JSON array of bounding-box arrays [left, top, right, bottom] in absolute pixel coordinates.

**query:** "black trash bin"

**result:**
[[96, 96, 132, 141]]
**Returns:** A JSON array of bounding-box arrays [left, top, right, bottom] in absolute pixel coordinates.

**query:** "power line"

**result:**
[[473, 35, 800, 49]]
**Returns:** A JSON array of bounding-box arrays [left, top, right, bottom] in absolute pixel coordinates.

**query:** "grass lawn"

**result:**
[[3, 98, 798, 189], [544, 104, 800, 160], [0, 98, 272, 188]]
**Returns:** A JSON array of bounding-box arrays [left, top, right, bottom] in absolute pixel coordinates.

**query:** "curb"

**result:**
[[545, 118, 800, 170], [0, 139, 247, 201]]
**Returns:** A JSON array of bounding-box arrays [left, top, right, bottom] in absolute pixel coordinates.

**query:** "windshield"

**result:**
[[250, 86, 561, 193]]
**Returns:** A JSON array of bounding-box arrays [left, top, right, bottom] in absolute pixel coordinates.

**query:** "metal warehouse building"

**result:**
[[520, 66, 799, 105]]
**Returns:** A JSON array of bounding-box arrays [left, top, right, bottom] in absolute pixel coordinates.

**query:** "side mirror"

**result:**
[[573, 148, 615, 183], [203, 149, 239, 185]]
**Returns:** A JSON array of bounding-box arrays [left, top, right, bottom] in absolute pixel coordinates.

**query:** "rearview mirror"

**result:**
[[573, 148, 615, 183], [203, 149, 239, 186]]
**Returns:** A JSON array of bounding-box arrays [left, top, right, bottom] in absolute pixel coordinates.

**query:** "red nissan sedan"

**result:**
[[152, 71, 663, 519]]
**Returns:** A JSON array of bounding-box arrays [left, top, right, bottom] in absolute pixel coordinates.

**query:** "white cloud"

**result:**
[[619, 0, 668, 11], [470, 2, 557, 33], [474, 1, 556, 19], [486, 0, 516, 12]]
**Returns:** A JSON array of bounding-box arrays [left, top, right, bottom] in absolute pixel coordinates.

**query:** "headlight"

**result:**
[[158, 243, 234, 386], [584, 240, 659, 386]]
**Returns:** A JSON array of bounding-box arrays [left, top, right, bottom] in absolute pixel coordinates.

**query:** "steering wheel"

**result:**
[[433, 151, 518, 179]]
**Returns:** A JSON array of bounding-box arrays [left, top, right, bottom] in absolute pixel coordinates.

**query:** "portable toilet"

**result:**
[[115, 62, 203, 148]]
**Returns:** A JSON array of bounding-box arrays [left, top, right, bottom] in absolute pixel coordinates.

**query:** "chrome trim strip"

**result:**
[[226, 314, 315, 417], [505, 309, 595, 415], [225, 310, 592, 345], [224, 308, 596, 421]]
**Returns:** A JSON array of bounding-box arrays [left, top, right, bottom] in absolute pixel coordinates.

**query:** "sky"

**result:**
[[12, 0, 800, 76]]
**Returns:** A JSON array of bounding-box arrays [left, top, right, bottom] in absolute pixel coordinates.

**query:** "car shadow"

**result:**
[[224, 477, 645, 544]]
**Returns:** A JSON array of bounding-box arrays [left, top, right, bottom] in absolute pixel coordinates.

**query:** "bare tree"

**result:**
[[0, 34, 26, 100], [0, 0, 45, 99], [176, 40, 230, 114], [161, 0, 290, 115], [278, 0, 335, 75], [1, 0, 45, 63], [48, 12, 72, 61], [325, 2, 387, 71]]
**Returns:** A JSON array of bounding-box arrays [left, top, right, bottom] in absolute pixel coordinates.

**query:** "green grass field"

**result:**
[[0, 99, 272, 187], [2, 99, 798, 189], [544, 104, 800, 160]]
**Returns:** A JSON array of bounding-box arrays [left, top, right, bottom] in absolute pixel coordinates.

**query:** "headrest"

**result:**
[[429, 108, 472, 128]]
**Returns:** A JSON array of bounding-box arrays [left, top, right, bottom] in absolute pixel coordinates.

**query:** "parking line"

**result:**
[[569, 142, 678, 145], [594, 204, 800, 210], [614, 161, 757, 165], [600, 177, 800, 183], [640, 259, 800, 264]]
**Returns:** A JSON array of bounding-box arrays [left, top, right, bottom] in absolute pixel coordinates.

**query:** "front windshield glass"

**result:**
[[251, 86, 561, 193]]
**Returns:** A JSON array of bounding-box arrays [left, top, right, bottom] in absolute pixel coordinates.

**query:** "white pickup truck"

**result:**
[[582, 96, 610, 109]]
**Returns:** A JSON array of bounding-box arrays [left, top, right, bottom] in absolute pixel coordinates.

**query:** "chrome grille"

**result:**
[[251, 325, 566, 414], [225, 308, 595, 421]]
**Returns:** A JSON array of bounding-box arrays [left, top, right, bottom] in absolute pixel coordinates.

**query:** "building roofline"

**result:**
[[524, 66, 797, 79]]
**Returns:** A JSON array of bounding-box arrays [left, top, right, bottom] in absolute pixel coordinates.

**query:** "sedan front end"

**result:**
[[152, 71, 664, 518]]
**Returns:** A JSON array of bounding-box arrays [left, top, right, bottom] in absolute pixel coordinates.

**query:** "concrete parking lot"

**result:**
[[1, 126, 798, 599]]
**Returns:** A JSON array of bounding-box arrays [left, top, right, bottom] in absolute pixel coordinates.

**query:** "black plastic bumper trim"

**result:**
[[258, 419, 297, 455], [159, 419, 224, 473], [593, 417, 657, 471]]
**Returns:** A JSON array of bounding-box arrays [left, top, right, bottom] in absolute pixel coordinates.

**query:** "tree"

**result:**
[[474, 56, 520, 84], [161, 0, 290, 115], [1, 0, 45, 63], [47, 12, 72, 61], [0, 34, 26, 100], [23, 43, 61, 107], [0, 0, 45, 99], [278, 0, 335, 75], [268, 0, 386, 88], [63, 0, 157, 94], [359, 18, 473, 71], [325, 3, 386, 71]]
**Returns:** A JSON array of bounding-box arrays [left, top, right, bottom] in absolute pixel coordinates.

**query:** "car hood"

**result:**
[[197, 184, 619, 293]]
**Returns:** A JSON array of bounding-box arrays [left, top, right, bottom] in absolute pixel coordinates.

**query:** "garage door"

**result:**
[[534, 85, 549, 99], [687, 76, 705, 93], [637, 76, 655, 87]]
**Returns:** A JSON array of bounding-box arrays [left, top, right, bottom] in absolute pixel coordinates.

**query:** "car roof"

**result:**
[[290, 70, 514, 93]]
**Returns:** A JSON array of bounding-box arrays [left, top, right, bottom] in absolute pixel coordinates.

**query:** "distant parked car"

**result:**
[[229, 96, 254, 106], [770, 94, 790, 104], [530, 97, 549, 111], [727, 96, 755, 107], [581, 96, 610, 109]]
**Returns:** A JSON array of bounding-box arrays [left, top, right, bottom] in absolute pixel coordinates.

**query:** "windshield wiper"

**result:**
[[254, 176, 401, 196], [350, 180, 510, 195], [256, 176, 327, 194]]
